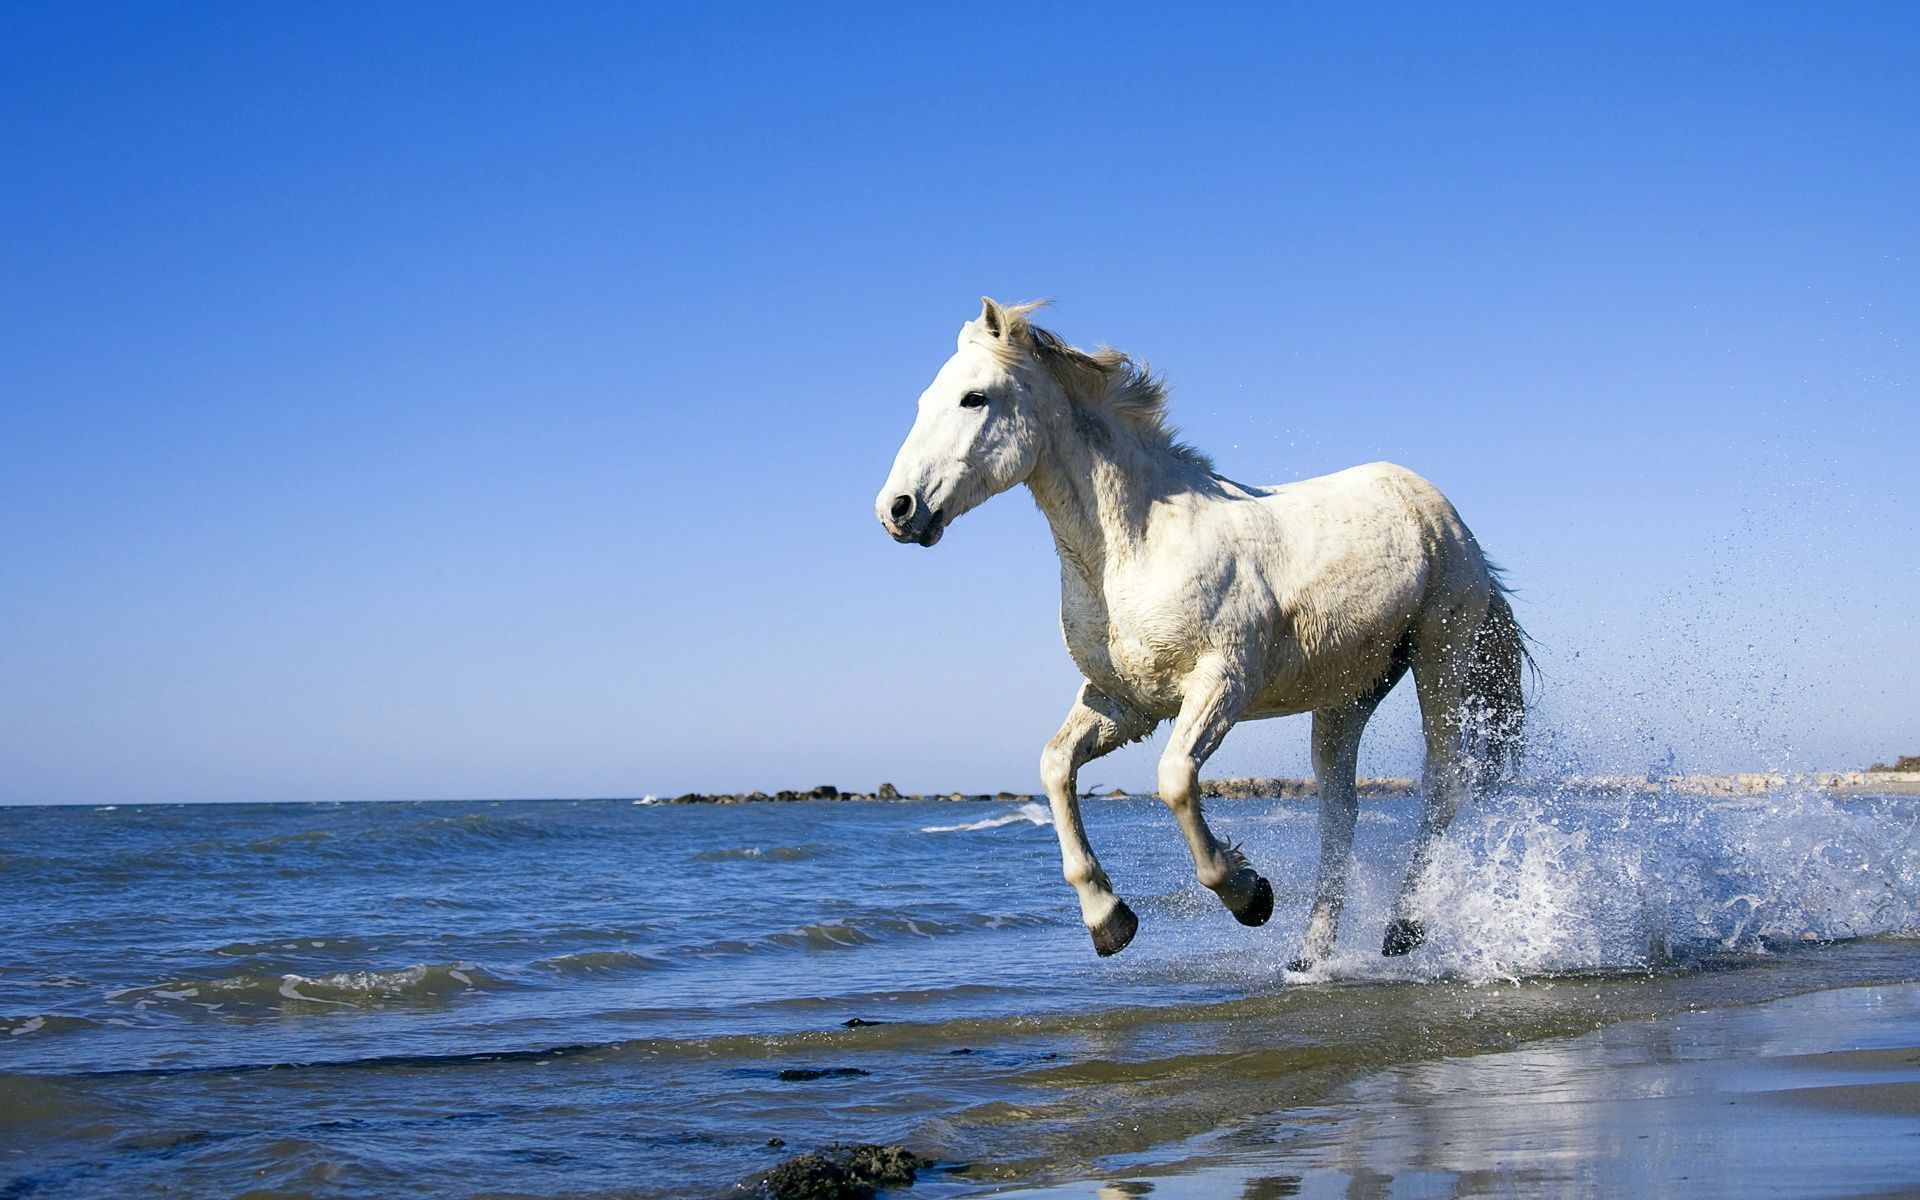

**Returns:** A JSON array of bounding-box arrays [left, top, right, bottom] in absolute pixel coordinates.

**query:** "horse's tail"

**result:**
[[1461, 577, 1531, 788]]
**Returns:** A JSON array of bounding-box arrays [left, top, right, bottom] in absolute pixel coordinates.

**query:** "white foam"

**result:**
[[921, 802, 1053, 833], [1310, 783, 1920, 986], [278, 976, 350, 1006]]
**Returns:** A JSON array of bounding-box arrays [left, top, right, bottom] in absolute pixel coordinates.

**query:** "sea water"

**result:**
[[3, 788, 1918, 1196]]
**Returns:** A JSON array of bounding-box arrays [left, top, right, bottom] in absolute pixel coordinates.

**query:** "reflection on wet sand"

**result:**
[[1004, 981, 1920, 1200]]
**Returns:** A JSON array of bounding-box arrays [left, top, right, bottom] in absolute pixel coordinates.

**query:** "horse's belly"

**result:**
[[1245, 621, 1412, 718], [1243, 676, 1359, 719], [1061, 618, 1188, 718]]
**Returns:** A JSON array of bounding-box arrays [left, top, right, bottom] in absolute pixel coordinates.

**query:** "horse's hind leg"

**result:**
[[1386, 638, 1476, 956], [1290, 684, 1397, 972], [1156, 659, 1273, 927], [1040, 684, 1156, 956]]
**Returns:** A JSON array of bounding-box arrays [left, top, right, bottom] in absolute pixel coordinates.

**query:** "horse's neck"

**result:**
[[1024, 407, 1207, 588]]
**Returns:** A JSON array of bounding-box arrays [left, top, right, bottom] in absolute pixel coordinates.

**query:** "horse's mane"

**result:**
[[991, 301, 1214, 471]]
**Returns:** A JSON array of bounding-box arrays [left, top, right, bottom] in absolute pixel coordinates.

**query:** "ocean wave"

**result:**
[[922, 802, 1052, 833], [210, 935, 383, 959], [177, 828, 337, 857], [677, 912, 1054, 961], [346, 811, 582, 861], [100, 962, 513, 1017], [2, 1014, 101, 1038], [181, 807, 604, 868], [533, 949, 671, 976], [39, 1040, 620, 1080], [692, 843, 832, 863]]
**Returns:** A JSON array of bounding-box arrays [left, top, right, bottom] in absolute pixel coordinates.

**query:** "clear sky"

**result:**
[[3, 4, 1915, 804]]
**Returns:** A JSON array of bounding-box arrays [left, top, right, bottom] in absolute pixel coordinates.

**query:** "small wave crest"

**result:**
[[922, 802, 1052, 833], [680, 912, 1053, 961], [221, 828, 336, 856], [692, 843, 831, 863], [210, 935, 380, 959], [2, 1014, 100, 1038], [102, 962, 511, 1017], [533, 950, 670, 976]]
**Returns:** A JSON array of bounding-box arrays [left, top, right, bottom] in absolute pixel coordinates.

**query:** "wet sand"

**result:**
[[998, 981, 1920, 1199]]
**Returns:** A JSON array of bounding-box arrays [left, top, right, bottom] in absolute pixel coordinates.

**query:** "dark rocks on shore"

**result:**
[[753, 1142, 921, 1200], [657, 779, 1419, 804], [1199, 776, 1419, 800], [666, 789, 865, 805]]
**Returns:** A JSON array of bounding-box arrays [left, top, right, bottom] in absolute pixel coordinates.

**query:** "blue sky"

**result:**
[[3, 4, 1915, 803]]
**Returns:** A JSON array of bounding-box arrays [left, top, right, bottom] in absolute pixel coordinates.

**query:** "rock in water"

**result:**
[[832, 1144, 917, 1187], [758, 1153, 851, 1200], [754, 1142, 920, 1199], [775, 1066, 869, 1082]]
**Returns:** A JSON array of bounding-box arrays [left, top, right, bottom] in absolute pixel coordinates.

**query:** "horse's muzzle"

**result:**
[[882, 512, 943, 547], [879, 493, 944, 547]]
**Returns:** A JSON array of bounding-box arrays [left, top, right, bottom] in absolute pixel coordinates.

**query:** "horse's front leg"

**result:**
[[1040, 684, 1157, 956], [1157, 659, 1273, 927]]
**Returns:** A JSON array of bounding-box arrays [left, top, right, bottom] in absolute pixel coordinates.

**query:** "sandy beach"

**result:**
[[998, 980, 1920, 1199]]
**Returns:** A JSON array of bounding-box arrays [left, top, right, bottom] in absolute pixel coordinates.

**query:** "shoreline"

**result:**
[[9, 773, 1914, 809]]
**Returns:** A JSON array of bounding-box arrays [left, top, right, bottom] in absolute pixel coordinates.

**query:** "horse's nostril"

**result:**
[[890, 495, 915, 522]]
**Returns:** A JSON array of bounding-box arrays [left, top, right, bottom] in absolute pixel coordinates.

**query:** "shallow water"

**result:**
[[3, 787, 1919, 1196]]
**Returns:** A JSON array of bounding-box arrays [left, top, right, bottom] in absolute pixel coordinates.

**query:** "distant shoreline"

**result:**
[[653, 772, 1920, 805], [12, 773, 1915, 808]]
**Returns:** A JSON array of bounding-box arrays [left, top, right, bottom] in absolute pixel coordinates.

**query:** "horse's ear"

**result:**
[[979, 296, 1008, 339]]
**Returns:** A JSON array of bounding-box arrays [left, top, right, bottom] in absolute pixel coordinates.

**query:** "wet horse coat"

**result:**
[[877, 299, 1527, 964]]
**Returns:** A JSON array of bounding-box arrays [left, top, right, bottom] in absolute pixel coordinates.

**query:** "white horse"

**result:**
[[875, 299, 1528, 967]]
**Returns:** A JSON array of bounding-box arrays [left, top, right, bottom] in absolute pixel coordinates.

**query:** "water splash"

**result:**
[[1291, 783, 1920, 985]]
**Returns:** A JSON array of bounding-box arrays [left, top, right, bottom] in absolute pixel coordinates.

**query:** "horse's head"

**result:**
[[876, 297, 1048, 547]]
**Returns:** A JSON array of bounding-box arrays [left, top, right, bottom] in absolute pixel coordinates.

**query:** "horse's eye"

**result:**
[[960, 391, 988, 409]]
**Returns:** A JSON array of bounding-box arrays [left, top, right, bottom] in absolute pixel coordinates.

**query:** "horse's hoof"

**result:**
[[1285, 956, 1314, 974], [1232, 876, 1274, 927], [1382, 917, 1426, 956], [1089, 901, 1139, 957]]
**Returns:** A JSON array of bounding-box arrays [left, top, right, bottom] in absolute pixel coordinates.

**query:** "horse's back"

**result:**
[[1240, 462, 1490, 715], [1260, 461, 1486, 587]]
